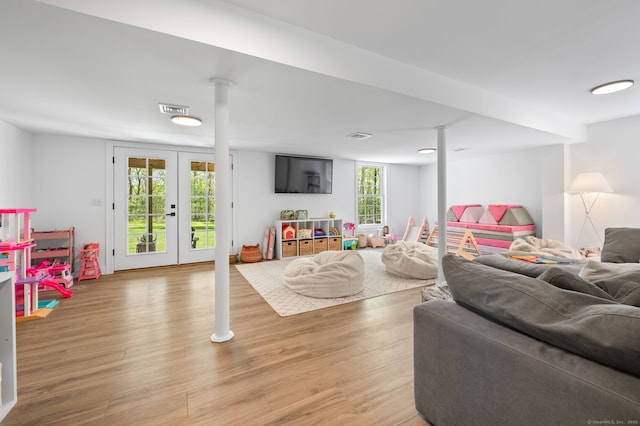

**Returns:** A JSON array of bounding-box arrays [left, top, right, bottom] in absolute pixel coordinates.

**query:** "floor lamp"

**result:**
[[567, 172, 613, 249]]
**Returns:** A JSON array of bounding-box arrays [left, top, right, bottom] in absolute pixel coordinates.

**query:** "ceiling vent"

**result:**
[[158, 103, 189, 115], [347, 132, 372, 140]]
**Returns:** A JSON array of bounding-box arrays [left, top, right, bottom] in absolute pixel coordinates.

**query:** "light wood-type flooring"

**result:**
[[4, 262, 430, 425]]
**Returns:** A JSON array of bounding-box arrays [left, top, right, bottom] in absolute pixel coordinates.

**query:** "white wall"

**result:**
[[385, 163, 422, 237], [232, 153, 420, 249], [31, 134, 106, 270], [420, 146, 548, 234], [0, 120, 32, 208], [569, 115, 640, 248]]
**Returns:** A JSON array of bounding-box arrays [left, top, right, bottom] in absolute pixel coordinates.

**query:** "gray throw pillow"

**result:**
[[442, 254, 640, 377], [601, 227, 640, 263], [537, 267, 615, 301], [594, 271, 640, 307]]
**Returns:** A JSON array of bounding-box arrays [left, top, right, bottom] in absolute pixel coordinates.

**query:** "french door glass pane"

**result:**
[[127, 157, 167, 254], [190, 161, 215, 250]]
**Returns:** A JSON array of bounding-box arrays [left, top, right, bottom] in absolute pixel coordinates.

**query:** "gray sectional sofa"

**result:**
[[414, 248, 640, 425]]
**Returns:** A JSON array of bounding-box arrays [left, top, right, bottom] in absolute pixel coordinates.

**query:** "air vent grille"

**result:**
[[347, 132, 372, 139], [159, 103, 189, 115]]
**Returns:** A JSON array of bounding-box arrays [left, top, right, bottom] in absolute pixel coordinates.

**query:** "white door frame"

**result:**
[[105, 142, 235, 274]]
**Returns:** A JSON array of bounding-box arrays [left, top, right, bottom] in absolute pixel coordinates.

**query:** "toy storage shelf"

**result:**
[[0, 271, 17, 421], [31, 227, 75, 272], [275, 218, 343, 260]]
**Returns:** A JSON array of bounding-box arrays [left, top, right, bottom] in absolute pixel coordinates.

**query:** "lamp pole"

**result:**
[[576, 191, 602, 249]]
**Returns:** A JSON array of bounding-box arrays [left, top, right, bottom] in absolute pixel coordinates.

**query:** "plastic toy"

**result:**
[[282, 224, 296, 239], [79, 243, 102, 281], [27, 261, 74, 298], [368, 234, 385, 248], [343, 238, 357, 250], [343, 222, 355, 237]]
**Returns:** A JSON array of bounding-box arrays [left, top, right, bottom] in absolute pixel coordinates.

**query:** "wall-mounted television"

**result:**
[[274, 154, 333, 194]]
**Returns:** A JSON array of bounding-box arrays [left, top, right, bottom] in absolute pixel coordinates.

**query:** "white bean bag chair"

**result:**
[[283, 250, 365, 298], [509, 236, 582, 260], [382, 240, 439, 279]]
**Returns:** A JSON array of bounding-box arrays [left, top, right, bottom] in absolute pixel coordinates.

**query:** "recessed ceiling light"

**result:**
[[590, 80, 634, 95], [417, 148, 436, 154], [171, 115, 202, 126]]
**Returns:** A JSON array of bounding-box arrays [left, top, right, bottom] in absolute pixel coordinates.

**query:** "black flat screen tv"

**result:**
[[275, 154, 333, 194]]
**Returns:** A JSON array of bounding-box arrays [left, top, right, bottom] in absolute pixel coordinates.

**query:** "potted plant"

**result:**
[[136, 234, 157, 253]]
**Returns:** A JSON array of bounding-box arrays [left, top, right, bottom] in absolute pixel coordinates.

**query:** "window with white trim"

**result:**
[[356, 163, 385, 227]]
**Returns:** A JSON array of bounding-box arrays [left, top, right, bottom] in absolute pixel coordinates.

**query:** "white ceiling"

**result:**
[[1, 0, 638, 164]]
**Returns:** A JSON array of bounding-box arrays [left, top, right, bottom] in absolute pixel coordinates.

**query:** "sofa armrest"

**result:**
[[414, 300, 640, 426]]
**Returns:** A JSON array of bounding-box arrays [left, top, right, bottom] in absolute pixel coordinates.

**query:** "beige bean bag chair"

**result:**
[[382, 240, 439, 279], [283, 250, 365, 298], [509, 236, 582, 260]]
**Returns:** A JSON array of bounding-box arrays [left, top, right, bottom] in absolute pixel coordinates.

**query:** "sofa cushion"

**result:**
[[537, 267, 615, 301], [601, 227, 640, 263], [594, 271, 640, 307], [580, 259, 640, 281], [474, 254, 583, 277], [442, 254, 640, 376]]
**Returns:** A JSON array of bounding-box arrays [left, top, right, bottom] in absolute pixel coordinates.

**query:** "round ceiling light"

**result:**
[[171, 115, 202, 126], [417, 148, 437, 154], [590, 80, 634, 95]]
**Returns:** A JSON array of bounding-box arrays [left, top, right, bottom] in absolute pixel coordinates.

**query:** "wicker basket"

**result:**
[[299, 239, 313, 256], [281, 241, 297, 257], [329, 236, 343, 251], [313, 237, 328, 253], [240, 244, 262, 263]]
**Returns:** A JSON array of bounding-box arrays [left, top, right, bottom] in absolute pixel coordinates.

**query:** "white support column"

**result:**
[[436, 126, 447, 283], [210, 77, 235, 343]]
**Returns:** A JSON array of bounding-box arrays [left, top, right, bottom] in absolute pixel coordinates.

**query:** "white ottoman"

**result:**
[[283, 250, 365, 298], [381, 240, 439, 279]]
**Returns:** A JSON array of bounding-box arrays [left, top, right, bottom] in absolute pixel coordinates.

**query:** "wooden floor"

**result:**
[[4, 262, 430, 425]]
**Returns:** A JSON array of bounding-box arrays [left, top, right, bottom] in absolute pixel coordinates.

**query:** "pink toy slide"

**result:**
[[37, 280, 74, 298]]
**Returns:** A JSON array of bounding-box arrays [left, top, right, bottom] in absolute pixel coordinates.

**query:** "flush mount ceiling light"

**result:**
[[170, 115, 202, 126], [590, 80, 634, 95], [347, 132, 372, 139], [159, 102, 202, 126], [417, 148, 437, 154]]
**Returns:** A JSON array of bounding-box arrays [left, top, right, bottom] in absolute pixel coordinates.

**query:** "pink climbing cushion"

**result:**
[[450, 204, 482, 221], [488, 204, 522, 222]]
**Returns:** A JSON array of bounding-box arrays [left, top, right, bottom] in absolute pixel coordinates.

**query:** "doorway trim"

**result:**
[[105, 141, 236, 274]]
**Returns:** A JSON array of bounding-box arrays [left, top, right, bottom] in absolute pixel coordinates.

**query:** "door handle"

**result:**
[[166, 212, 176, 216]]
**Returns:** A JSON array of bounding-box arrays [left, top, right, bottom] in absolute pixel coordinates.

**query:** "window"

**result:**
[[356, 163, 385, 226], [190, 161, 216, 249]]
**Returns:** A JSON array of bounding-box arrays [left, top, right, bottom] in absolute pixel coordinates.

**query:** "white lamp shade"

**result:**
[[567, 172, 613, 193]]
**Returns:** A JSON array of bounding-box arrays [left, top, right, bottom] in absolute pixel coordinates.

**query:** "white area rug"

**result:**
[[235, 249, 436, 316]]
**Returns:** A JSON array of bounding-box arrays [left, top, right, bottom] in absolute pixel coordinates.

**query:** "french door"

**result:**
[[177, 152, 217, 264], [114, 147, 218, 270]]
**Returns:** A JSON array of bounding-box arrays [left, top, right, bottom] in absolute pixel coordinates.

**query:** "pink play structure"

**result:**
[[29, 261, 74, 298], [402, 217, 430, 243], [1, 208, 74, 319]]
